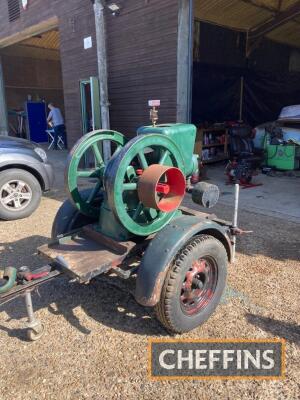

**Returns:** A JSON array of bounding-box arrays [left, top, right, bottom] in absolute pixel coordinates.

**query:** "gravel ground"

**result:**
[[0, 188, 299, 399]]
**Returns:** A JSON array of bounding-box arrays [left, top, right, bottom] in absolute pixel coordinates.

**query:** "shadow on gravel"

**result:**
[[43, 189, 67, 202], [237, 234, 300, 263], [184, 195, 300, 263], [48, 275, 167, 337], [0, 235, 167, 340], [0, 235, 49, 269], [0, 277, 167, 340], [246, 313, 300, 345]]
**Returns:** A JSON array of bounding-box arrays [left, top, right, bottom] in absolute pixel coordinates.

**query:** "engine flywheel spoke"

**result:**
[[66, 130, 126, 218], [104, 134, 185, 236], [159, 150, 170, 165], [138, 151, 149, 170], [77, 169, 99, 179], [132, 202, 144, 221], [123, 183, 137, 191], [86, 181, 102, 204], [92, 143, 104, 166]]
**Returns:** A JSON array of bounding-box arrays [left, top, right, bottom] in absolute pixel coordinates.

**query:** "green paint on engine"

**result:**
[[137, 123, 198, 176], [65, 124, 199, 241]]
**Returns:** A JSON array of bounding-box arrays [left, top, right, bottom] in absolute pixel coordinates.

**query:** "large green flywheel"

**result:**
[[65, 130, 126, 218], [104, 134, 185, 237]]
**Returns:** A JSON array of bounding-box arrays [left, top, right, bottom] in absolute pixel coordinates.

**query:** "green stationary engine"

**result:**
[[65, 119, 199, 240], [1, 102, 236, 338]]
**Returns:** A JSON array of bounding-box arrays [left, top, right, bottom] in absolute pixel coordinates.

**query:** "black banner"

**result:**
[[192, 63, 300, 128]]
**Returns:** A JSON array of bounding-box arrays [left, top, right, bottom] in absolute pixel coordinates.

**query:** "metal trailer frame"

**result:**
[[0, 203, 238, 340]]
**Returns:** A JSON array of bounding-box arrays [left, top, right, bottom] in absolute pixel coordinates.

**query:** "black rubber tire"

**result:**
[[0, 169, 42, 221], [155, 234, 227, 334], [51, 189, 101, 238]]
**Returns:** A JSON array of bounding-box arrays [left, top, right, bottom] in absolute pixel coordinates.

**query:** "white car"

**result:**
[[253, 105, 300, 149]]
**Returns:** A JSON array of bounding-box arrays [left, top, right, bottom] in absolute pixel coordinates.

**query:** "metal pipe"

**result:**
[[239, 76, 244, 121], [177, 0, 193, 123], [93, 0, 111, 161], [232, 184, 240, 263], [186, 0, 194, 123], [25, 290, 35, 324], [0, 267, 17, 294], [0, 56, 9, 136]]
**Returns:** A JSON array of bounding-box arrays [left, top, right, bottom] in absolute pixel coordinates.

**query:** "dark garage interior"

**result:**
[[192, 0, 300, 127], [192, 0, 300, 170], [1, 29, 64, 141]]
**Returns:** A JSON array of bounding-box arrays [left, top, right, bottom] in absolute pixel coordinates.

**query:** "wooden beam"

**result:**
[[240, 0, 277, 14], [0, 17, 59, 48], [249, 1, 300, 39], [0, 44, 60, 60]]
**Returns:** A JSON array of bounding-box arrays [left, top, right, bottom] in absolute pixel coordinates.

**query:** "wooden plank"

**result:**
[[249, 1, 300, 39], [0, 17, 59, 48], [38, 233, 132, 281], [82, 225, 135, 255]]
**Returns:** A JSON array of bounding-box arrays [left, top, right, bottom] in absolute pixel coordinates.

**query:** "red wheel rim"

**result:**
[[180, 257, 218, 315]]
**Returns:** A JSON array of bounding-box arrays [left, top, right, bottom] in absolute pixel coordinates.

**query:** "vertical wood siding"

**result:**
[[0, 0, 179, 145], [106, 0, 179, 137]]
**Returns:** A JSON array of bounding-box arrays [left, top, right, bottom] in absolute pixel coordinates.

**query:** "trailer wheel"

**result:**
[[155, 235, 227, 334]]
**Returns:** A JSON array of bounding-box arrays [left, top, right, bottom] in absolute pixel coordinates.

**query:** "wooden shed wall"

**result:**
[[2, 54, 64, 111], [57, 3, 98, 146], [106, 0, 179, 137], [0, 0, 179, 145]]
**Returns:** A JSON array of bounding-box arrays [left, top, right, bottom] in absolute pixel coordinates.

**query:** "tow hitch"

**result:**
[[0, 265, 61, 341]]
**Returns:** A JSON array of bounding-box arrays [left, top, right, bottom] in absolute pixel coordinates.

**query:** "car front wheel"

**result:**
[[0, 169, 42, 221]]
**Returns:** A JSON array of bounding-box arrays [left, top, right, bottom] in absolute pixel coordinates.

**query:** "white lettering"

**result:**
[[237, 350, 242, 369], [159, 350, 175, 370], [262, 350, 275, 369], [209, 350, 221, 369], [223, 350, 235, 369], [244, 350, 261, 369], [178, 350, 194, 369], [195, 350, 207, 369]]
